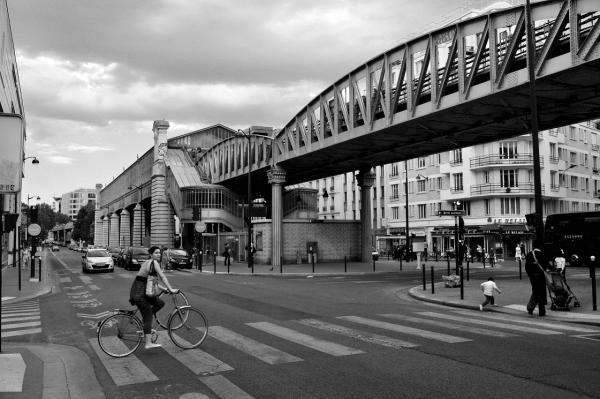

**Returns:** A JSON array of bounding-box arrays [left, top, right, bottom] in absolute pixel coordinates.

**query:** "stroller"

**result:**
[[545, 270, 581, 311]]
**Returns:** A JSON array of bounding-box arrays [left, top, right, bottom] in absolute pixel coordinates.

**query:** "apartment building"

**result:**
[[310, 121, 600, 261], [57, 188, 97, 220]]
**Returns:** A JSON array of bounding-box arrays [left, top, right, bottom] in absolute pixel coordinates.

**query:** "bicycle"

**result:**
[[96, 289, 208, 358]]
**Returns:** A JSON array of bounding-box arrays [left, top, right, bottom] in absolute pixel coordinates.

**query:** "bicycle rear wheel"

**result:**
[[97, 313, 143, 357], [155, 291, 189, 329], [167, 306, 208, 349]]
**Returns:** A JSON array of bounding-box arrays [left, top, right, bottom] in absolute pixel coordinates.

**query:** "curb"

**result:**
[[1, 286, 53, 305]]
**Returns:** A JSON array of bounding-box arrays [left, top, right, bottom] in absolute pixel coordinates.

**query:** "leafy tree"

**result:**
[[72, 202, 95, 243]]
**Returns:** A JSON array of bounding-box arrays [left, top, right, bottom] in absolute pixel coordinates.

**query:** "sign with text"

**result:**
[[0, 114, 24, 193], [437, 210, 465, 216]]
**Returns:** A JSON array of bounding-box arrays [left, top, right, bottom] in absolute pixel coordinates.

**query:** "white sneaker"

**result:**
[[479, 305, 483, 311], [145, 342, 162, 350]]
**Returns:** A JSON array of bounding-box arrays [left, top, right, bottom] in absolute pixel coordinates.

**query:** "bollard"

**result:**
[[518, 258, 522, 280], [460, 266, 464, 300], [399, 255, 402, 271], [466, 259, 470, 281], [344, 256, 347, 273], [435, 251, 438, 262], [591, 258, 597, 311], [312, 256, 315, 274], [38, 258, 41, 282], [446, 254, 450, 275], [227, 259, 230, 274], [280, 256, 283, 274], [482, 252, 486, 269], [431, 266, 435, 294], [213, 255, 216, 274], [422, 264, 426, 290], [199, 251, 203, 272], [373, 258, 376, 272]]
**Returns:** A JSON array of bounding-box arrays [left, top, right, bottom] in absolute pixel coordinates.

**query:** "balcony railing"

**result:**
[[469, 153, 542, 168], [470, 182, 542, 195]]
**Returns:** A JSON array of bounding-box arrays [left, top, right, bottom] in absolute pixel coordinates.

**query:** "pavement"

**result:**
[[2, 252, 600, 397]]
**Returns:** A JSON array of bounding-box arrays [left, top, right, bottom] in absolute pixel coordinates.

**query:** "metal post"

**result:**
[[404, 161, 410, 262], [312, 256, 315, 274], [431, 266, 435, 294], [246, 135, 254, 275], [466, 257, 470, 281], [399, 254, 402, 271], [446, 253, 450, 275], [213, 251, 216, 274], [1, 215, 3, 351], [519, 258, 522, 280], [280, 256, 283, 274], [199, 250, 203, 272], [38, 258, 41, 282], [482, 249, 486, 269], [460, 266, 464, 300], [591, 260, 597, 311], [454, 215, 459, 274], [372, 257, 375, 272], [345, 256, 347, 273], [525, 0, 544, 242], [422, 264, 426, 290], [30, 237, 36, 279]]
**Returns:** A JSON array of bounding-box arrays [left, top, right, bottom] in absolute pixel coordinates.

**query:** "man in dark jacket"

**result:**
[[525, 239, 552, 316]]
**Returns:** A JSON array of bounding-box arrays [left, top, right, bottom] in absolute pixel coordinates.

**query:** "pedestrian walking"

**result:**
[[525, 239, 552, 316], [515, 244, 522, 262], [223, 243, 231, 267], [479, 277, 502, 311]]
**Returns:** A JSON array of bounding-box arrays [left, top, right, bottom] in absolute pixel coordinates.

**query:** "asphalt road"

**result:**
[[7, 249, 600, 399]]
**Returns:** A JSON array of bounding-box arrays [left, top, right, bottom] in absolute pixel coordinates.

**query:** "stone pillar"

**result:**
[[151, 119, 171, 248], [101, 217, 109, 248], [132, 204, 145, 247], [119, 209, 131, 248], [267, 165, 286, 268], [93, 183, 103, 245], [109, 213, 119, 247], [357, 168, 376, 262]]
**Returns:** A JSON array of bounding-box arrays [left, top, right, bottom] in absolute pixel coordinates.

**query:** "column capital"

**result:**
[[357, 168, 376, 187], [267, 165, 287, 185]]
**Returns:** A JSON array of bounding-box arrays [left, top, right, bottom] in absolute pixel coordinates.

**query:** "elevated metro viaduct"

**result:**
[[97, 0, 600, 267]]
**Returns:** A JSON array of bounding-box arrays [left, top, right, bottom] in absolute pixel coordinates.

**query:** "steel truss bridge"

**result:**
[[199, 0, 600, 194]]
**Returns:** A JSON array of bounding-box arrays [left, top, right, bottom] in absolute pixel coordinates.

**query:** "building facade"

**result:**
[[56, 188, 96, 220], [313, 121, 600, 261], [0, 0, 26, 268]]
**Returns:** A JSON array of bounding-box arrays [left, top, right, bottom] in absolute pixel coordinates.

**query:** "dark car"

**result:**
[[165, 248, 192, 269], [107, 246, 124, 267], [123, 247, 150, 271]]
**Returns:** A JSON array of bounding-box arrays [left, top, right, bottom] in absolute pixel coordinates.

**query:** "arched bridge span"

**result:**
[[199, 0, 600, 187]]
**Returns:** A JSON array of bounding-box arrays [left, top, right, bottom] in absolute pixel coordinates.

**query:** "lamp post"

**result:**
[[128, 184, 143, 246], [453, 200, 461, 273], [404, 161, 410, 261]]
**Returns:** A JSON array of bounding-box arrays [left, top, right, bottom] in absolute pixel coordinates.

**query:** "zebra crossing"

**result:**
[[89, 309, 600, 398], [1, 299, 42, 338]]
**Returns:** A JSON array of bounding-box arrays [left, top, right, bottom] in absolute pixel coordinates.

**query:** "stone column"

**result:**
[[93, 183, 103, 245], [101, 217, 109, 248], [119, 209, 131, 247], [151, 119, 171, 247], [267, 165, 286, 268], [109, 213, 120, 247], [132, 203, 145, 247], [357, 168, 376, 262]]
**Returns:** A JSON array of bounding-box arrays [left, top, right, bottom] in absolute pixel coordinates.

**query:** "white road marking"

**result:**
[[247, 321, 364, 356], [338, 316, 472, 343], [380, 314, 518, 338], [59, 277, 72, 283], [417, 312, 563, 335], [199, 374, 255, 399], [209, 326, 303, 365], [88, 338, 159, 386], [2, 328, 42, 337], [296, 318, 419, 348]]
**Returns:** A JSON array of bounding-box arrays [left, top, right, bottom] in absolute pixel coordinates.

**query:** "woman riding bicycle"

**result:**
[[129, 246, 178, 349]]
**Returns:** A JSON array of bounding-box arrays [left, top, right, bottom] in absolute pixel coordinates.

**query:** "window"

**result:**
[[418, 204, 427, 219], [452, 173, 463, 191], [501, 198, 520, 215], [392, 206, 399, 220], [391, 163, 398, 176], [484, 199, 491, 215], [499, 141, 518, 159], [417, 180, 426, 192], [418, 157, 426, 168], [570, 151, 577, 165], [452, 149, 462, 164], [391, 184, 399, 199], [571, 176, 578, 190], [484, 171, 490, 183], [380, 185, 384, 199], [500, 170, 518, 187]]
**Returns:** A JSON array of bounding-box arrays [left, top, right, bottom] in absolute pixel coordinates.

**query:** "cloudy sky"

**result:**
[[11, 0, 511, 205]]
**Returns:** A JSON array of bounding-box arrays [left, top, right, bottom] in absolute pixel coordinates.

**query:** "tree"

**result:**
[[72, 202, 95, 243]]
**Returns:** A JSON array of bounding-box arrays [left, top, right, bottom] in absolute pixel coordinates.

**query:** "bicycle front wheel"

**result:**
[[97, 313, 143, 357], [167, 306, 208, 349], [156, 291, 190, 329]]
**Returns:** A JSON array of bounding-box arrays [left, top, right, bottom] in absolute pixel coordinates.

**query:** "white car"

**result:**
[[82, 249, 114, 273]]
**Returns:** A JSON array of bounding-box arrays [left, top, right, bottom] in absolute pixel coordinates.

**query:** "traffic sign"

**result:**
[[194, 221, 207, 233], [27, 223, 41, 236], [437, 210, 465, 216]]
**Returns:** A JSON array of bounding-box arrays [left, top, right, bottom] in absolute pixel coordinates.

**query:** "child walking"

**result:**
[[479, 277, 502, 311]]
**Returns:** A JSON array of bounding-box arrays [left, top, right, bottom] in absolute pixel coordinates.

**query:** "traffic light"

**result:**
[[192, 206, 200, 221], [3, 213, 19, 232], [458, 216, 465, 236], [30, 205, 39, 223]]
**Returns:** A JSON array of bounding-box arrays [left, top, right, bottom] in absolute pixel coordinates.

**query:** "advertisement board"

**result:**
[[0, 114, 24, 193]]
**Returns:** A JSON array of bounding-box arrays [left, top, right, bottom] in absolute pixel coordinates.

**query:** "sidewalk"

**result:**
[[1, 256, 53, 304]]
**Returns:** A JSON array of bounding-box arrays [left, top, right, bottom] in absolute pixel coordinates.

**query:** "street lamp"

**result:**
[[128, 184, 143, 246], [453, 200, 462, 273], [23, 156, 40, 165], [404, 161, 410, 261], [235, 129, 276, 272]]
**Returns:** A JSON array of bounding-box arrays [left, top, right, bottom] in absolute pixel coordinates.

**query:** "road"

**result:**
[[3, 249, 600, 398]]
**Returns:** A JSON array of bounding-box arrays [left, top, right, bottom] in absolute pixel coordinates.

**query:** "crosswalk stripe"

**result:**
[[99, 274, 115, 279], [1, 311, 40, 317], [247, 321, 364, 356], [1, 321, 41, 330], [199, 374, 255, 399], [156, 330, 234, 374], [89, 285, 100, 290], [209, 325, 302, 365], [88, 338, 159, 386], [417, 312, 563, 335], [2, 316, 40, 323], [452, 310, 600, 333], [2, 328, 42, 337], [379, 314, 518, 338], [0, 354, 26, 392], [337, 316, 472, 343], [59, 277, 72, 283], [296, 318, 419, 349]]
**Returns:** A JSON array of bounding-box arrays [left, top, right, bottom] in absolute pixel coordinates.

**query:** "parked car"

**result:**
[[165, 248, 192, 269], [123, 247, 150, 271], [51, 245, 60, 252], [81, 248, 114, 273], [107, 246, 124, 267]]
